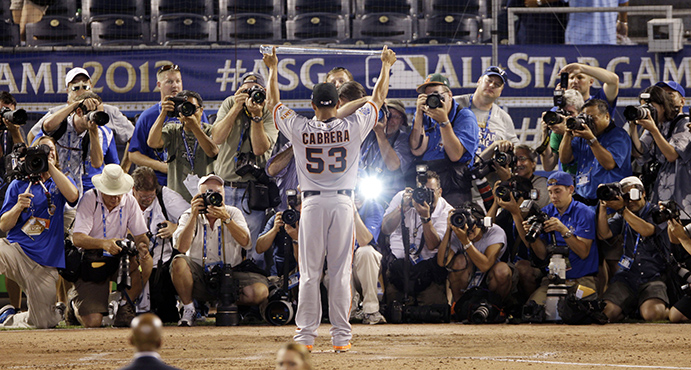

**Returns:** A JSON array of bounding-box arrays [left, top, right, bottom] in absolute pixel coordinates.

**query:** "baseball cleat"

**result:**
[[305, 345, 313, 352], [333, 343, 351, 353]]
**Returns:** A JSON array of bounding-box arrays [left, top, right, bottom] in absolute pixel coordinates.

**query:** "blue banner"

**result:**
[[0, 45, 689, 103]]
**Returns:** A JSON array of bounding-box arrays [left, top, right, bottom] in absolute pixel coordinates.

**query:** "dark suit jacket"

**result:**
[[118, 355, 182, 370]]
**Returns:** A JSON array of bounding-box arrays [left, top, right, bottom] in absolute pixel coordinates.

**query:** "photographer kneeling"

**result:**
[[69, 164, 152, 328], [596, 177, 670, 322], [0, 137, 78, 328], [437, 203, 511, 305], [171, 174, 269, 327]]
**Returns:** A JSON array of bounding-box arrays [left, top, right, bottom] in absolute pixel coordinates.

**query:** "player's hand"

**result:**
[[15, 187, 34, 211], [156, 220, 177, 239], [543, 217, 569, 235], [273, 211, 285, 231], [285, 222, 299, 240], [381, 45, 397, 67], [263, 46, 278, 70], [207, 205, 230, 223], [102, 239, 122, 255]]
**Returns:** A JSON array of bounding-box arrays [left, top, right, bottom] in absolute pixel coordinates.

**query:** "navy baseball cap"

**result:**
[[547, 171, 574, 187], [416, 73, 450, 94], [241, 72, 266, 88], [655, 81, 685, 98], [312, 83, 339, 108], [482, 66, 507, 86]]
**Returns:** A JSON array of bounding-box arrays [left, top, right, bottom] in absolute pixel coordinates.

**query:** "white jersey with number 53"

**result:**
[[273, 101, 378, 192]]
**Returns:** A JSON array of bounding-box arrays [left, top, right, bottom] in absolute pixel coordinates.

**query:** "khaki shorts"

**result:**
[[171, 255, 269, 303], [602, 279, 669, 316], [529, 275, 598, 305], [71, 279, 111, 316]]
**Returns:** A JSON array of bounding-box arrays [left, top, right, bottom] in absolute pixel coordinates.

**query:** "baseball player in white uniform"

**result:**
[[264, 46, 396, 352]]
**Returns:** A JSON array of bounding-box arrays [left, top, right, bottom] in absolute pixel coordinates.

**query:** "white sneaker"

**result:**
[[178, 306, 195, 327], [362, 311, 387, 325]]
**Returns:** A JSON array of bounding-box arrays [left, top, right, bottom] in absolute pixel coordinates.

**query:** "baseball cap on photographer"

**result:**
[[241, 72, 266, 88], [547, 171, 574, 187], [620, 176, 644, 190], [482, 66, 507, 86], [65, 67, 90, 86], [655, 81, 685, 98], [416, 73, 450, 94], [312, 83, 339, 108], [198, 174, 224, 192]]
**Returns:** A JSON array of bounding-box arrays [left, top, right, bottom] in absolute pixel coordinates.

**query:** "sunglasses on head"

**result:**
[[486, 66, 507, 78], [158, 64, 180, 74], [70, 84, 91, 92]]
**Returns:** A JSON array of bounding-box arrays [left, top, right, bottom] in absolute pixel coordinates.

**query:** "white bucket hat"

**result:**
[[92, 164, 134, 196]]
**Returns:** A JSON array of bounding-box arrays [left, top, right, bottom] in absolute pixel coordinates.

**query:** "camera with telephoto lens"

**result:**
[[624, 93, 658, 123], [652, 200, 680, 224], [596, 182, 624, 201], [676, 264, 691, 293], [495, 179, 528, 203], [552, 72, 570, 108], [243, 85, 266, 105], [199, 189, 223, 214], [494, 148, 516, 169], [449, 208, 473, 229], [262, 285, 295, 326], [565, 113, 593, 131], [115, 239, 138, 291], [167, 96, 197, 118], [470, 156, 494, 180], [4, 143, 50, 182], [205, 264, 239, 326], [543, 108, 568, 126], [470, 300, 493, 324], [282, 189, 301, 227], [412, 164, 434, 205], [77, 102, 110, 126], [235, 152, 261, 176], [0, 107, 27, 130], [426, 92, 444, 109], [525, 211, 551, 243]]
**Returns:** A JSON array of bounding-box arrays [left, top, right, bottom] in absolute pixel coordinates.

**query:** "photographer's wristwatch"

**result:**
[[420, 216, 431, 224], [439, 121, 450, 128], [587, 137, 598, 146], [251, 116, 262, 122], [563, 231, 573, 239], [223, 217, 232, 225]]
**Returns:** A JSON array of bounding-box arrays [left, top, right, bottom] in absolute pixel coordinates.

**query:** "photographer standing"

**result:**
[[505, 172, 598, 306], [211, 72, 278, 272], [597, 177, 670, 322], [148, 90, 218, 202], [559, 99, 631, 206], [38, 92, 119, 195], [539, 89, 584, 173], [628, 86, 691, 222], [69, 164, 152, 328], [171, 175, 268, 327], [0, 137, 78, 328], [437, 203, 511, 303], [409, 73, 478, 207]]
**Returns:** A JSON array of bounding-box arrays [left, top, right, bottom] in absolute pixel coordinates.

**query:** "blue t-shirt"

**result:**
[[260, 214, 298, 277], [0, 177, 76, 268], [355, 198, 384, 248], [128, 102, 209, 186], [540, 199, 598, 279], [570, 124, 631, 200], [414, 99, 478, 163]]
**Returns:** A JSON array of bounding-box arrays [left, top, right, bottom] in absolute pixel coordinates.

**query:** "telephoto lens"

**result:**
[[596, 183, 623, 201], [543, 111, 562, 125], [449, 209, 469, 229], [85, 111, 110, 126], [425, 92, 444, 109], [216, 265, 239, 326]]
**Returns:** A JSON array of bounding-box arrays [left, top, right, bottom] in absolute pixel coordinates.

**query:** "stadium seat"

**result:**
[[352, 14, 414, 43], [354, 0, 417, 17], [81, 0, 145, 23], [416, 14, 480, 44], [90, 16, 150, 46], [285, 13, 348, 43], [43, 0, 78, 19], [286, 0, 350, 19], [219, 14, 281, 43], [423, 0, 487, 18], [0, 20, 20, 47], [25, 16, 87, 46], [151, 0, 215, 20], [219, 0, 283, 18], [155, 14, 217, 45]]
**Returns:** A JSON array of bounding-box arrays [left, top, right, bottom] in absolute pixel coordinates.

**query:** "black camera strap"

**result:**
[[151, 187, 171, 285]]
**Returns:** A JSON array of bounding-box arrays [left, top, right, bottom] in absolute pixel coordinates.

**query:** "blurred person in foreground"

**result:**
[[118, 313, 183, 370]]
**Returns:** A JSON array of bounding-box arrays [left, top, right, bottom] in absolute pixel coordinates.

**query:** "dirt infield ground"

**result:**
[[1, 323, 690, 370]]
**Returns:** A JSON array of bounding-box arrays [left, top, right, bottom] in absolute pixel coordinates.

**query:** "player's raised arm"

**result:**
[[264, 46, 280, 111], [370, 46, 397, 110]]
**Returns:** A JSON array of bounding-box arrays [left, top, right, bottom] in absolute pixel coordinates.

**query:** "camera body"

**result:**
[[412, 164, 434, 205], [565, 113, 593, 131], [243, 85, 266, 104], [596, 182, 623, 201], [114, 239, 138, 291], [525, 211, 551, 243], [282, 189, 300, 227], [495, 179, 528, 203], [493, 148, 516, 169], [544, 108, 568, 126], [624, 93, 658, 123], [200, 190, 223, 214], [552, 72, 570, 108], [652, 200, 680, 224], [449, 208, 473, 229], [262, 285, 295, 326], [4, 143, 50, 182], [116, 239, 139, 256], [426, 92, 444, 109], [0, 107, 27, 129], [235, 152, 261, 177], [84, 110, 110, 126], [167, 96, 197, 118]]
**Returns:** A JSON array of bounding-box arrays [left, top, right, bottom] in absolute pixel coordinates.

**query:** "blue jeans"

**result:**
[[224, 185, 267, 271]]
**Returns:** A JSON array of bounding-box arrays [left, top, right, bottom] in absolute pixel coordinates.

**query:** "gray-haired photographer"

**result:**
[[0, 136, 79, 328], [170, 174, 269, 327], [67, 164, 153, 328], [627, 85, 691, 223], [596, 177, 671, 323]]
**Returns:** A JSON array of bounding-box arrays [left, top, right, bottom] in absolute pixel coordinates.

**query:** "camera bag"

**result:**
[[58, 237, 82, 282], [557, 290, 607, 325], [80, 250, 119, 282]]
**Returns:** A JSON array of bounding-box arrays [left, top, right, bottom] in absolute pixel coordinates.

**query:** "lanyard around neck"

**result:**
[[203, 221, 226, 272]]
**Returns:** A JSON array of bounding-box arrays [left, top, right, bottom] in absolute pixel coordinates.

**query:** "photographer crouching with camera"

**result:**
[[596, 177, 670, 322], [668, 214, 691, 322], [504, 172, 599, 315], [627, 86, 691, 223], [171, 174, 269, 327], [68, 164, 152, 328], [0, 137, 78, 328]]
